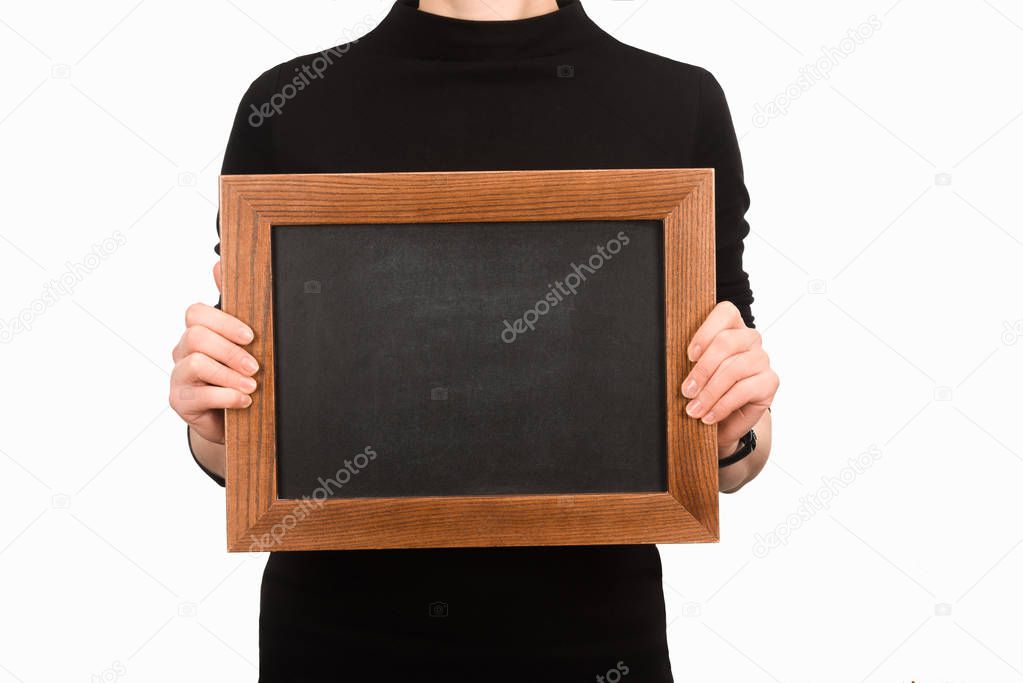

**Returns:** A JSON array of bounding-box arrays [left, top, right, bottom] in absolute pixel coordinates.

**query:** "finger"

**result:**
[[176, 325, 259, 375], [696, 371, 778, 425], [213, 260, 223, 294], [685, 350, 768, 418], [173, 352, 258, 394], [687, 301, 745, 362], [185, 302, 253, 345], [170, 384, 252, 418], [682, 327, 761, 399]]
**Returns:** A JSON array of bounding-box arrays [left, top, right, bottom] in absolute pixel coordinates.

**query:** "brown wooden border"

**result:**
[[219, 169, 717, 551]]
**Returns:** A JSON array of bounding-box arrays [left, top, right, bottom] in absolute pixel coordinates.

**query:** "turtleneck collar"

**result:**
[[363, 0, 604, 60]]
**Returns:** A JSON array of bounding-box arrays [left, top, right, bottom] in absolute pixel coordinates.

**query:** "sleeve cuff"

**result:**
[[187, 425, 226, 487]]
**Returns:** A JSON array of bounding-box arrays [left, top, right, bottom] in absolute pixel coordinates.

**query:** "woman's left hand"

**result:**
[[681, 301, 779, 461]]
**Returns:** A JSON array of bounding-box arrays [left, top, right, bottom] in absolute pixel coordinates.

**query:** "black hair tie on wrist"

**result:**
[[719, 429, 756, 468]]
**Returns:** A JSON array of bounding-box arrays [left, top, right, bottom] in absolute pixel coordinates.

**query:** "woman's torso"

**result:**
[[226, 2, 751, 680]]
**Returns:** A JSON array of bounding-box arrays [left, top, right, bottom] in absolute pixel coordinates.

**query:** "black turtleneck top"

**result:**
[[206, 1, 755, 681]]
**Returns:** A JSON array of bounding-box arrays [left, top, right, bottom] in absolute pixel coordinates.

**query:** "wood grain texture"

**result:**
[[219, 169, 717, 551]]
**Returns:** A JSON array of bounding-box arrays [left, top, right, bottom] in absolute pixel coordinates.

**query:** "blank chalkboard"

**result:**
[[271, 220, 666, 499]]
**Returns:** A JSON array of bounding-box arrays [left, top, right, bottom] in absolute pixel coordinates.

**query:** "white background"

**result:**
[[1, 0, 1021, 681]]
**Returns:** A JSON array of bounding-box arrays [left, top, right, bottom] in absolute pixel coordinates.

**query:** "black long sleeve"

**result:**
[[694, 68, 756, 327]]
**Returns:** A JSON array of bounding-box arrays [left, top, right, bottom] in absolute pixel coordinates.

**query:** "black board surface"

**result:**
[[271, 220, 667, 499]]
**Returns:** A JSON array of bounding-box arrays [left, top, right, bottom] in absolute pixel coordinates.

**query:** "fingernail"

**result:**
[[682, 379, 698, 398], [686, 400, 702, 417], [702, 412, 716, 424], [243, 357, 259, 373], [242, 396, 253, 407], [243, 378, 257, 392], [689, 344, 702, 362], [240, 327, 254, 343]]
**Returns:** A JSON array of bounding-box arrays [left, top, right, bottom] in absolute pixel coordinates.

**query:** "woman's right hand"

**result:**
[[169, 262, 259, 445]]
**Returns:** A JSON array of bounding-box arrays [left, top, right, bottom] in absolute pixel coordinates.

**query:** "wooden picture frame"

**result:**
[[219, 168, 717, 551]]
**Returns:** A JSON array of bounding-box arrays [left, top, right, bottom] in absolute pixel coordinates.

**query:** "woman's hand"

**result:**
[[169, 262, 259, 446], [681, 302, 778, 490]]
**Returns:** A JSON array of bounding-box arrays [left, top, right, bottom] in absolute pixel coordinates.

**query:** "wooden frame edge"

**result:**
[[220, 169, 719, 551]]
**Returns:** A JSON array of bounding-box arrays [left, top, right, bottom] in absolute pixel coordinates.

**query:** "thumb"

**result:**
[[213, 260, 222, 293]]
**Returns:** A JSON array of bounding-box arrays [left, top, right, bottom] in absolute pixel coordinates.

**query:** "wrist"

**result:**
[[718, 429, 756, 469], [717, 438, 741, 460], [188, 426, 227, 482]]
